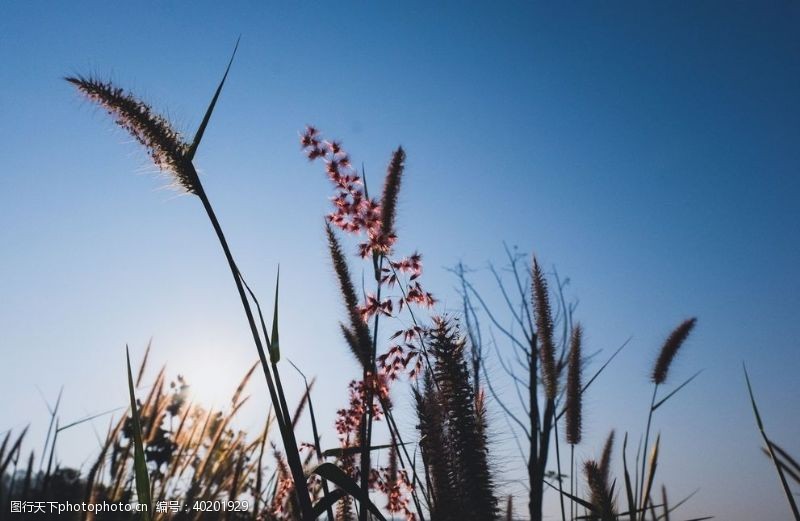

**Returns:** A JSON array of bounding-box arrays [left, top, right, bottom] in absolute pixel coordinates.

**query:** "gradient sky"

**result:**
[[1, 2, 799, 520]]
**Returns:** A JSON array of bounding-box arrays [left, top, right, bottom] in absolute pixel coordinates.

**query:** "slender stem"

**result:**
[[360, 253, 384, 521], [638, 384, 658, 511], [570, 445, 575, 521], [553, 413, 567, 521], [195, 184, 314, 519], [272, 363, 312, 505], [296, 367, 335, 521], [381, 400, 429, 521], [536, 397, 555, 520], [528, 336, 541, 521]]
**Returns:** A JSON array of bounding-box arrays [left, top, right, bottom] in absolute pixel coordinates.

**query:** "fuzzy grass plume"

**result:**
[[651, 318, 697, 385], [326, 223, 372, 369], [428, 316, 498, 521], [65, 76, 199, 194], [532, 257, 558, 400], [565, 323, 583, 445], [583, 460, 616, 521], [378, 147, 406, 246], [598, 430, 615, 484]]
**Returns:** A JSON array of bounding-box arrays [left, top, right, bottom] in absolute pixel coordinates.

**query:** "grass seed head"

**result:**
[[651, 318, 697, 385], [566, 323, 583, 445], [532, 257, 557, 400], [66, 76, 199, 194]]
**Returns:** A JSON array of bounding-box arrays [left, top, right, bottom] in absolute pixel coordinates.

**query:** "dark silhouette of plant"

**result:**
[[67, 45, 396, 520], [414, 317, 498, 521]]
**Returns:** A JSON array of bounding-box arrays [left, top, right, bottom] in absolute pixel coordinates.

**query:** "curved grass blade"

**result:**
[[543, 479, 595, 511], [126, 345, 152, 520], [321, 442, 404, 459], [287, 359, 333, 521], [308, 462, 387, 521], [743, 364, 800, 520], [622, 433, 636, 521], [312, 489, 347, 518]]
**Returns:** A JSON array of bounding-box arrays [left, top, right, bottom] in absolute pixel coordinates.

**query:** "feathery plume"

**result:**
[[65, 76, 198, 194], [599, 430, 615, 484], [378, 147, 406, 251], [651, 318, 697, 385], [326, 224, 372, 368], [532, 257, 557, 399], [429, 316, 498, 521], [565, 323, 583, 445], [584, 460, 616, 521], [414, 370, 458, 521]]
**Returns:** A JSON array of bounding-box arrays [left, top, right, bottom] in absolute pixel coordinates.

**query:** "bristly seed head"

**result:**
[[584, 459, 616, 521], [379, 147, 405, 246], [651, 317, 697, 385], [532, 257, 557, 400], [598, 429, 615, 483], [66, 76, 199, 194], [326, 223, 372, 369], [565, 323, 583, 445]]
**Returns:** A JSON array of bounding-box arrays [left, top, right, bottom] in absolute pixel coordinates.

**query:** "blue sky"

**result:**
[[1, 2, 798, 519]]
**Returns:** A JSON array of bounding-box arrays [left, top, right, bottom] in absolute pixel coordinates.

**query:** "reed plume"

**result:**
[[598, 430, 615, 484], [429, 316, 498, 521], [651, 318, 696, 385], [326, 223, 372, 368], [532, 257, 557, 400], [414, 371, 457, 521], [565, 323, 583, 445], [378, 147, 406, 246], [65, 76, 198, 194], [583, 460, 616, 521]]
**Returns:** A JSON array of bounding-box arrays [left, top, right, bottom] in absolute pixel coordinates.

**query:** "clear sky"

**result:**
[[1, 2, 798, 520]]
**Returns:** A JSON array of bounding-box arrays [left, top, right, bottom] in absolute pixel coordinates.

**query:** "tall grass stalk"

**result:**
[[66, 45, 318, 517], [639, 318, 696, 511]]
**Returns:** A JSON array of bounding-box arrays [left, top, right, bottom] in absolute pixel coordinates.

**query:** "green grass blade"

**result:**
[[126, 345, 152, 520]]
